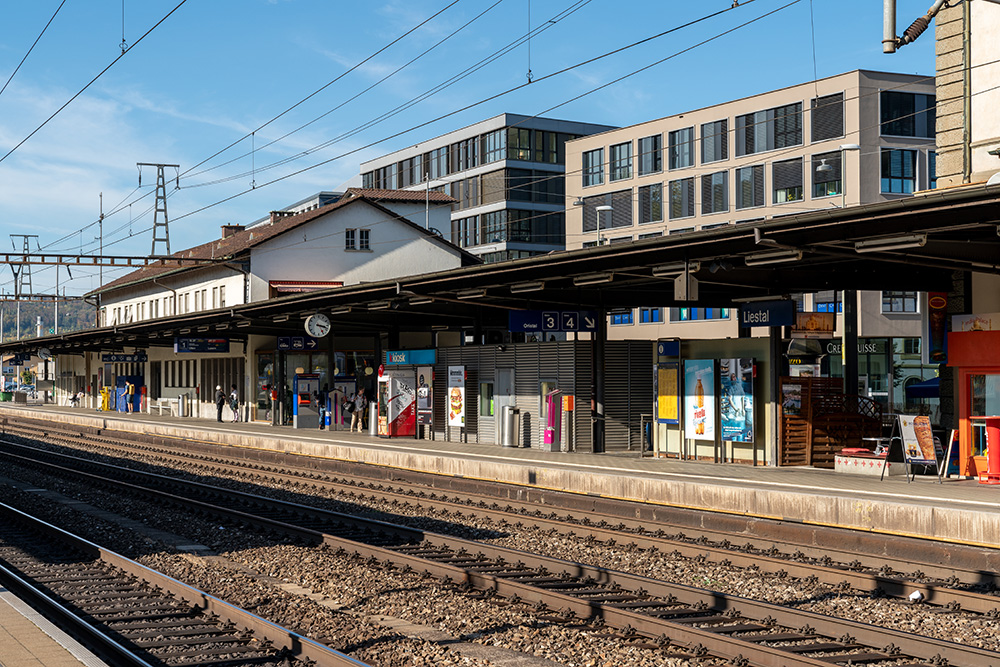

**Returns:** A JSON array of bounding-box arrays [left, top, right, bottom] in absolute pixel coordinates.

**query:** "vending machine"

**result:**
[[377, 372, 416, 437]]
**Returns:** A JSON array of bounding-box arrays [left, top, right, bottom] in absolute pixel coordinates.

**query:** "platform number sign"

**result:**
[[561, 312, 578, 331], [509, 310, 599, 333], [542, 312, 559, 331]]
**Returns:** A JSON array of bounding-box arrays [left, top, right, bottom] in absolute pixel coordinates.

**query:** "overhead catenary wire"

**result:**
[[0, 0, 67, 101]]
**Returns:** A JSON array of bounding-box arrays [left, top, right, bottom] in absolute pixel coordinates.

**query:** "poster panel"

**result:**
[[684, 360, 715, 441], [447, 365, 466, 427], [656, 362, 679, 424], [720, 358, 754, 442], [416, 366, 433, 425], [782, 383, 803, 416], [791, 312, 836, 338], [899, 414, 936, 464]]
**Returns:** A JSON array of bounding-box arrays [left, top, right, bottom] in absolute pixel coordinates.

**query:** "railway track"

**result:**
[[4, 418, 999, 611], [0, 500, 366, 667], [2, 436, 997, 667]]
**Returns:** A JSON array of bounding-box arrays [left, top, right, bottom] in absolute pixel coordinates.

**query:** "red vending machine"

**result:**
[[377, 371, 416, 437]]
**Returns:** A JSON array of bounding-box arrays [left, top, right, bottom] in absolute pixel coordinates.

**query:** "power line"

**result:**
[[0, 0, 67, 100]]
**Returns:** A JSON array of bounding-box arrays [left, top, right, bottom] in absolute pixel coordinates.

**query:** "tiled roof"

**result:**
[[88, 190, 466, 297]]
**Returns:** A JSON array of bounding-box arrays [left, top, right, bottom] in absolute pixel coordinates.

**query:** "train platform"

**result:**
[[0, 585, 108, 667], [1, 402, 998, 550]]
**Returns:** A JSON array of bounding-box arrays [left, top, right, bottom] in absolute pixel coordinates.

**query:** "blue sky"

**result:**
[[0, 0, 935, 297]]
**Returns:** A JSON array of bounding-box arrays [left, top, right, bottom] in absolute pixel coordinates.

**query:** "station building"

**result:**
[[563, 69, 941, 420], [59, 188, 475, 421]]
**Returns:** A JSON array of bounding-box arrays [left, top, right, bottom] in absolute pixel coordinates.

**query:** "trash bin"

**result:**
[[501, 405, 521, 447], [0, 392, 11, 402]]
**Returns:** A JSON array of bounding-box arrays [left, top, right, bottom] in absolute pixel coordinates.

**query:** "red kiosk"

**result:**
[[947, 322, 1000, 481]]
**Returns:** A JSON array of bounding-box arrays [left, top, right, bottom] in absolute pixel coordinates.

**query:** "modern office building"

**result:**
[[360, 113, 615, 263], [564, 70, 939, 414]]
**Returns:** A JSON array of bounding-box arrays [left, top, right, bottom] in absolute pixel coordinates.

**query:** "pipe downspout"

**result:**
[[963, 0, 972, 183]]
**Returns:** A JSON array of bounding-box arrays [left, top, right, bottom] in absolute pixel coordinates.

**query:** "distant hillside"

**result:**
[[0, 300, 96, 342]]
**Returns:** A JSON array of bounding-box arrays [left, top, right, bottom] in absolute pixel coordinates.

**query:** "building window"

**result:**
[[882, 291, 918, 313], [359, 228, 370, 250], [772, 157, 803, 203], [639, 307, 662, 323], [880, 91, 935, 138], [701, 171, 728, 215], [881, 148, 917, 194], [811, 92, 844, 142], [637, 231, 662, 239], [638, 134, 662, 175], [480, 381, 494, 417], [582, 148, 604, 187], [668, 177, 695, 220], [507, 127, 532, 161], [581, 191, 632, 233], [609, 142, 632, 181], [638, 183, 663, 223], [736, 103, 802, 156], [345, 228, 356, 250], [668, 127, 694, 169], [814, 291, 842, 313], [610, 309, 634, 326], [669, 307, 730, 322], [701, 119, 727, 163], [735, 164, 765, 209], [928, 150, 937, 189], [812, 151, 842, 197], [483, 129, 505, 163], [219, 285, 226, 308]]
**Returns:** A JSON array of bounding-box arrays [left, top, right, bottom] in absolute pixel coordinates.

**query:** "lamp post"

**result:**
[[816, 143, 860, 209], [595, 205, 612, 246]]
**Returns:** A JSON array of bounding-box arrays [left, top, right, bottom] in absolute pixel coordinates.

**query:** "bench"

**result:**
[[149, 398, 179, 416]]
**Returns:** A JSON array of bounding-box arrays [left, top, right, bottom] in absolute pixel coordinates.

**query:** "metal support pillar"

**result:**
[[843, 289, 859, 396], [592, 308, 606, 453]]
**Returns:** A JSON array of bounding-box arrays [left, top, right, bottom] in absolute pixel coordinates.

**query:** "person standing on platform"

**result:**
[[229, 384, 240, 422], [215, 385, 226, 422], [351, 389, 367, 433], [317, 384, 329, 430]]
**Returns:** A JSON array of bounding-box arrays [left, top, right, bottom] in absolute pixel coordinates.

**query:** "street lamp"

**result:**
[[595, 205, 612, 245], [816, 143, 860, 209]]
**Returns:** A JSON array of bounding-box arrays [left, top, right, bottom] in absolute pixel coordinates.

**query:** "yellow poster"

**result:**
[[657, 365, 679, 423]]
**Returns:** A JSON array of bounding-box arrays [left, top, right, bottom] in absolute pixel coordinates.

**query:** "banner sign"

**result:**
[[174, 338, 229, 354], [656, 362, 679, 424], [102, 353, 148, 363], [684, 360, 715, 441], [508, 310, 598, 333], [792, 312, 836, 338], [385, 349, 437, 366], [447, 365, 466, 427], [739, 300, 795, 328], [720, 358, 754, 442]]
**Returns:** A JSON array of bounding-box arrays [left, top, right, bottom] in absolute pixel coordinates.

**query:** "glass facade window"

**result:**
[[669, 177, 695, 220], [638, 183, 663, 223], [669, 307, 730, 322], [880, 91, 935, 138], [582, 148, 604, 187], [638, 134, 662, 175], [533, 130, 558, 163], [736, 165, 765, 209], [882, 290, 918, 313], [639, 307, 662, 323], [345, 228, 356, 250], [812, 150, 842, 197], [507, 127, 532, 161], [609, 142, 633, 181], [772, 157, 803, 203], [359, 229, 370, 250], [483, 129, 506, 163], [736, 103, 802, 156], [701, 171, 728, 215], [668, 127, 694, 169], [929, 150, 937, 189], [610, 309, 634, 325], [881, 148, 917, 194], [701, 119, 728, 163]]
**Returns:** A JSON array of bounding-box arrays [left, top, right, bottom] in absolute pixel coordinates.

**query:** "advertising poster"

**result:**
[[656, 362, 679, 424], [683, 360, 715, 441], [926, 292, 948, 363], [792, 312, 836, 338], [388, 377, 416, 437], [720, 358, 754, 443], [899, 414, 937, 464], [447, 365, 466, 427], [782, 384, 803, 416], [416, 366, 433, 425]]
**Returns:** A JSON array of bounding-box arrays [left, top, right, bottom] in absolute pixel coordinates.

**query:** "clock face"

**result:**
[[305, 313, 331, 338]]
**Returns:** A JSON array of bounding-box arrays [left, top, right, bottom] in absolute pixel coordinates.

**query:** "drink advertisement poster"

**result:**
[[684, 360, 715, 441], [447, 365, 465, 428], [416, 366, 433, 425], [720, 358, 754, 442]]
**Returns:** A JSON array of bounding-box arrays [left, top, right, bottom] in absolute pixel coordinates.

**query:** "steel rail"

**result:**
[[5, 443, 998, 667], [0, 501, 369, 667]]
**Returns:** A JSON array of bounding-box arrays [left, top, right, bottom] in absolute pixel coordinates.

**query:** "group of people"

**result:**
[[215, 384, 241, 422], [314, 385, 368, 432]]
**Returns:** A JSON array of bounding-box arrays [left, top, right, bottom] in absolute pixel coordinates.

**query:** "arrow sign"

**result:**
[[581, 311, 597, 331], [304, 336, 319, 350]]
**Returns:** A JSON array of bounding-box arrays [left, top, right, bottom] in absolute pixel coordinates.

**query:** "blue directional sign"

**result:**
[[174, 338, 228, 354], [278, 336, 319, 351], [102, 353, 149, 363], [509, 310, 598, 333]]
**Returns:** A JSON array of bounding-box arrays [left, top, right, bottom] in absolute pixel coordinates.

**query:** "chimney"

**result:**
[[221, 224, 245, 239]]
